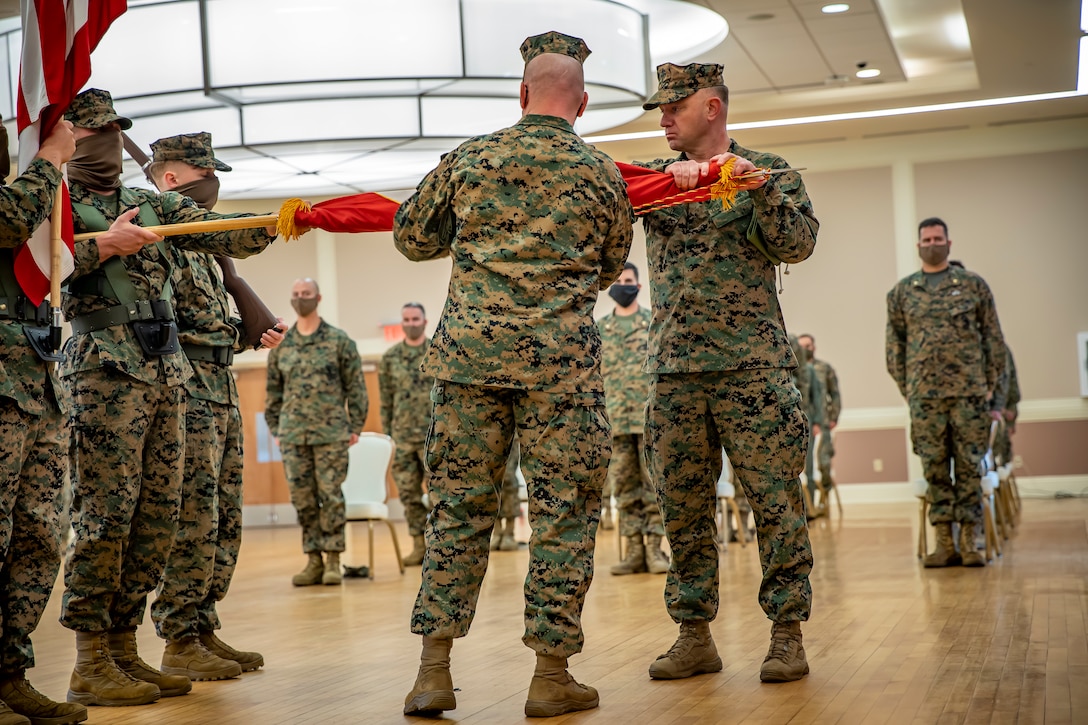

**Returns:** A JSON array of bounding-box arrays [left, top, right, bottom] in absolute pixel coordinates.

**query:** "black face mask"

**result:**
[[67, 131, 123, 190], [173, 175, 221, 210], [608, 284, 639, 308]]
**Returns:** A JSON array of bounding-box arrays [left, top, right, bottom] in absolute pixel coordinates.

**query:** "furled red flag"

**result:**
[[14, 0, 127, 305], [277, 193, 402, 240], [615, 160, 725, 215]]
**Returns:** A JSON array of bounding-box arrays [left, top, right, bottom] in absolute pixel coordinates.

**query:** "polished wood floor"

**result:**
[[25, 498, 1087, 725]]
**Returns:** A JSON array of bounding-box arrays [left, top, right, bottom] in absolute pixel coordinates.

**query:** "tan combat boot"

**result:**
[[610, 535, 647, 575], [490, 524, 503, 551], [599, 507, 614, 531], [107, 629, 191, 697], [403, 636, 456, 716], [292, 552, 324, 586], [322, 552, 342, 585], [648, 620, 722, 679], [161, 637, 242, 681], [0, 702, 28, 725], [199, 631, 264, 672], [499, 518, 518, 551], [923, 522, 962, 568], [403, 535, 426, 567], [0, 672, 87, 724], [67, 631, 160, 707], [645, 534, 670, 574], [760, 621, 809, 682], [524, 654, 599, 718], [959, 521, 986, 567]]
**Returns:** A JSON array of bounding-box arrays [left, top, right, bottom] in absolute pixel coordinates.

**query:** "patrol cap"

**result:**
[[643, 62, 725, 110], [520, 31, 591, 65], [151, 132, 232, 172], [63, 88, 132, 130]]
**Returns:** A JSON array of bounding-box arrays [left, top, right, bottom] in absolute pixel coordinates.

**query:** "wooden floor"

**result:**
[[25, 498, 1088, 725]]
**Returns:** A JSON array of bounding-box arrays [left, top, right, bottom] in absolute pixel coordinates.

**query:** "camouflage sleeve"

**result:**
[[157, 191, 276, 259], [748, 167, 818, 265], [71, 238, 104, 279], [826, 364, 841, 424], [1005, 347, 1020, 413], [0, 158, 61, 248], [393, 152, 456, 262], [378, 352, 393, 435], [340, 337, 368, 434], [264, 347, 284, 435], [808, 367, 827, 427], [991, 357, 1010, 411], [886, 286, 908, 398], [976, 278, 1005, 396], [594, 155, 636, 288]]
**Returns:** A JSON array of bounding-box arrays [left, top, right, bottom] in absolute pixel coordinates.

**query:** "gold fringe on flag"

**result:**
[[276, 198, 311, 241]]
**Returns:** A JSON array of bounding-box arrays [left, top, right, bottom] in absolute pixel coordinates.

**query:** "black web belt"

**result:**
[[69, 299, 175, 335], [0, 296, 48, 325], [182, 342, 234, 366]]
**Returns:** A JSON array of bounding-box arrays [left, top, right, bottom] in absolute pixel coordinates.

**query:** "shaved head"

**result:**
[[521, 53, 587, 122]]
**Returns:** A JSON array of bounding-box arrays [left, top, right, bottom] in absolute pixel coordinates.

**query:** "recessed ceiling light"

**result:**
[[822, 3, 850, 13], [856, 68, 882, 79]]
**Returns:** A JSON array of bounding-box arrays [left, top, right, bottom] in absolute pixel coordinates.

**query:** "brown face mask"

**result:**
[[290, 297, 319, 317], [173, 175, 221, 210], [67, 131, 123, 190], [919, 243, 950, 267], [402, 324, 426, 341]]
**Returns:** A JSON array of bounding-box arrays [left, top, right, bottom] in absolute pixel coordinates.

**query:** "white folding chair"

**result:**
[[342, 433, 404, 579]]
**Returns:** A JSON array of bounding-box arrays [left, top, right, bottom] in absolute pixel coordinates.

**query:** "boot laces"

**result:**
[[665, 627, 700, 659], [767, 632, 797, 662]]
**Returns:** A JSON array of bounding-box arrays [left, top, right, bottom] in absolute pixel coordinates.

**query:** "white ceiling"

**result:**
[[3, 0, 1086, 195]]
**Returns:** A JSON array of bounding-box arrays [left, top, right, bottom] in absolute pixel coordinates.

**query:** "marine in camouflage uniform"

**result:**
[[992, 344, 1019, 465], [790, 336, 826, 515], [146, 132, 278, 680], [597, 264, 666, 575], [393, 31, 633, 718], [58, 90, 277, 707], [265, 279, 368, 587], [887, 217, 1004, 568], [798, 335, 841, 501], [379, 302, 432, 566], [637, 62, 817, 684], [0, 122, 90, 725]]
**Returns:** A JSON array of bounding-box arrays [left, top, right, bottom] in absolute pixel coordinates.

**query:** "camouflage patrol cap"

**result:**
[[520, 31, 591, 65], [643, 62, 725, 110], [63, 88, 132, 130], [151, 132, 232, 172]]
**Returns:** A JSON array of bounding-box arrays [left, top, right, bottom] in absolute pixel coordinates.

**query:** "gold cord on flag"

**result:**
[[276, 198, 311, 241]]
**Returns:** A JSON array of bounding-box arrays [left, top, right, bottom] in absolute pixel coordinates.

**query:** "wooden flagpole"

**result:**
[[72, 213, 281, 243]]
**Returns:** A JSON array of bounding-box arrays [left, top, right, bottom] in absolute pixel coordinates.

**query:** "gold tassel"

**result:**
[[277, 198, 312, 241]]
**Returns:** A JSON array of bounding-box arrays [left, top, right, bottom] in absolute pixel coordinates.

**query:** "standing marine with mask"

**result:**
[[59, 89, 280, 708], [597, 263, 667, 575], [265, 278, 369, 587], [379, 302, 433, 567], [146, 132, 285, 681], [886, 216, 1005, 568]]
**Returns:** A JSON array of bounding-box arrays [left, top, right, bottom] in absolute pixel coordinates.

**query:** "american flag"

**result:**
[[14, 0, 126, 304]]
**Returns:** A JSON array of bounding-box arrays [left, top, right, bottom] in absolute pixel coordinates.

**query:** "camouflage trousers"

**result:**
[[645, 369, 813, 624], [281, 441, 349, 553], [0, 399, 67, 675], [909, 396, 987, 525], [608, 433, 663, 537], [151, 396, 243, 641], [411, 381, 610, 657], [392, 440, 429, 536], [498, 437, 522, 520], [61, 369, 184, 633]]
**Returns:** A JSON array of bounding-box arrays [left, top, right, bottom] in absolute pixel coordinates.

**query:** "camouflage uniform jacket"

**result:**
[[0, 158, 63, 415], [790, 336, 826, 428], [637, 139, 818, 373], [885, 267, 1005, 401], [171, 249, 241, 406], [379, 338, 432, 444], [811, 358, 840, 425], [265, 319, 368, 445], [393, 113, 634, 393], [62, 181, 274, 388], [992, 344, 1019, 414], [597, 306, 651, 435]]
